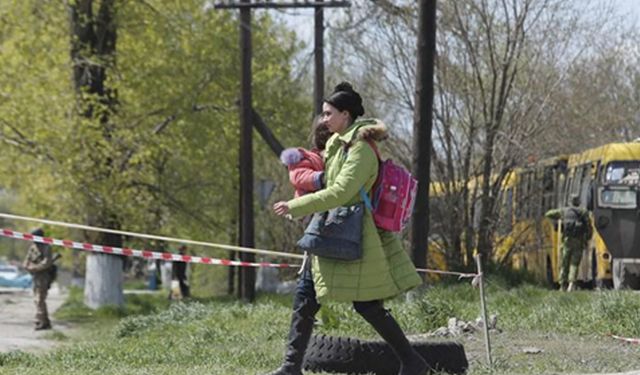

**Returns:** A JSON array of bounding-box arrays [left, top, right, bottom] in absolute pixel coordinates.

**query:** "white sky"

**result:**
[[272, 0, 640, 45], [270, 0, 640, 58], [271, 7, 329, 49], [614, 0, 640, 21]]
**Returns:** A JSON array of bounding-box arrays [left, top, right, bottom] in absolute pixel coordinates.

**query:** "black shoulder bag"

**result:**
[[296, 200, 365, 261]]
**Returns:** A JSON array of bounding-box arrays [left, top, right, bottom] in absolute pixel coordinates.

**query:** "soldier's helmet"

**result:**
[[570, 194, 580, 207], [30, 228, 44, 237]]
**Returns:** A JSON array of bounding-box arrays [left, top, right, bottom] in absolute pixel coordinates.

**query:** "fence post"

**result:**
[[474, 253, 492, 366]]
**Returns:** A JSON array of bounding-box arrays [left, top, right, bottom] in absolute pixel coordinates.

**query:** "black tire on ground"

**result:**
[[303, 334, 468, 375], [596, 278, 613, 289]]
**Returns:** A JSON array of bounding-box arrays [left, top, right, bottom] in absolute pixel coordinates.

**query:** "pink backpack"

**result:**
[[360, 141, 418, 232]]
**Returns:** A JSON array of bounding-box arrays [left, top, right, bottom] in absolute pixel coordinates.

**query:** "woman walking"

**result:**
[[269, 82, 427, 375]]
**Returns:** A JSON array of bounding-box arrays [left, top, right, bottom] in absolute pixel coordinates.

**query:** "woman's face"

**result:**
[[321, 102, 351, 134]]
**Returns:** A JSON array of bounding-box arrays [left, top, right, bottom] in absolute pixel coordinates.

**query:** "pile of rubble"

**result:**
[[427, 314, 499, 337]]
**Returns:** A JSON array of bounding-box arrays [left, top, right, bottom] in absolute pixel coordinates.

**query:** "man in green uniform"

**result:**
[[545, 195, 592, 292], [22, 228, 54, 330]]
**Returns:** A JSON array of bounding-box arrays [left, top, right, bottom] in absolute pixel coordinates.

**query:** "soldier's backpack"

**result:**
[[47, 264, 57, 289], [563, 208, 592, 239], [360, 141, 418, 232]]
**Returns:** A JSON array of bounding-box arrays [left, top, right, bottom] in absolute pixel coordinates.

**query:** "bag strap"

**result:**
[[344, 139, 382, 160], [360, 187, 373, 211], [364, 139, 381, 161], [343, 139, 375, 212]]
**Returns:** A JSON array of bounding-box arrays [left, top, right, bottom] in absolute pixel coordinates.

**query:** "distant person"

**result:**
[[545, 195, 593, 292], [22, 228, 55, 330], [171, 245, 190, 299], [147, 260, 158, 290]]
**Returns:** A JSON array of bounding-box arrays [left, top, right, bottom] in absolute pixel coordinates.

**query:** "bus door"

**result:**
[[593, 161, 640, 289]]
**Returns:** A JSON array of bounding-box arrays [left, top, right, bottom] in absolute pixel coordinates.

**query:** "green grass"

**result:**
[[2, 275, 640, 375], [54, 287, 172, 323], [123, 279, 148, 291]]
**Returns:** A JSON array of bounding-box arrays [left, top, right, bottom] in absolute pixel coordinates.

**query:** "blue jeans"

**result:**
[[294, 262, 317, 309]]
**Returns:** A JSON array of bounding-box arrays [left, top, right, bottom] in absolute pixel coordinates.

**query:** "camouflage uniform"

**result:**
[[545, 206, 591, 290], [23, 242, 53, 329]]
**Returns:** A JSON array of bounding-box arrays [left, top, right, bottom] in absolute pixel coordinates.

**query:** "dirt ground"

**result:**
[[457, 328, 640, 375], [0, 284, 71, 353]]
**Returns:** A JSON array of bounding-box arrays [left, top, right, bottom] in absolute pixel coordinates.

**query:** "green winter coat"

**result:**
[[288, 119, 422, 302]]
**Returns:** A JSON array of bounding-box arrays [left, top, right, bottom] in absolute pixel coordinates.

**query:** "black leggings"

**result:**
[[353, 299, 385, 319]]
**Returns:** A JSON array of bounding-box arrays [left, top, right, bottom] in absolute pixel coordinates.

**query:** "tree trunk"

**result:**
[[476, 126, 498, 261], [69, 0, 121, 308], [84, 230, 123, 308], [84, 257, 124, 308]]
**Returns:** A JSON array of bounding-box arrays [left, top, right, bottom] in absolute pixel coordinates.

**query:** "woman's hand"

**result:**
[[273, 201, 290, 216]]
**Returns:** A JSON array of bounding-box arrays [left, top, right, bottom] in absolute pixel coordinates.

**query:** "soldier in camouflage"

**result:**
[[545, 195, 592, 292], [22, 228, 54, 330]]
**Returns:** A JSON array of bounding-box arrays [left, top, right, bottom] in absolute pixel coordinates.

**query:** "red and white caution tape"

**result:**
[[0, 213, 474, 277], [0, 229, 299, 269], [609, 334, 640, 344], [415, 267, 477, 278], [0, 212, 304, 260]]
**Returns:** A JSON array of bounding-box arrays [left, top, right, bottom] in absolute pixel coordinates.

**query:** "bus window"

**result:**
[[473, 198, 482, 231], [543, 168, 553, 192], [570, 166, 583, 199], [497, 188, 513, 235], [516, 174, 526, 219], [555, 169, 566, 208], [524, 171, 534, 218], [580, 163, 592, 207], [429, 196, 447, 237], [542, 167, 554, 212], [598, 188, 637, 209], [563, 176, 573, 206], [604, 161, 640, 184]]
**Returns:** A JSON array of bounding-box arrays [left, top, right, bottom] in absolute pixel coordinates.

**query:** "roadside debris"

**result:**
[[428, 314, 499, 337]]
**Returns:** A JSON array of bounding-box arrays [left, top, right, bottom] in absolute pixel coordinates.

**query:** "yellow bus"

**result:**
[[505, 142, 640, 289], [431, 141, 640, 289], [586, 143, 640, 288]]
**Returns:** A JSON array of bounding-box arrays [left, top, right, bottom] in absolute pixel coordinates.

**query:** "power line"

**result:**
[[214, 1, 351, 9]]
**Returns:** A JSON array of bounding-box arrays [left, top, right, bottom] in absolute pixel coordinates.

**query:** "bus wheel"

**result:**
[[613, 259, 640, 290], [595, 278, 613, 289], [546, 258, 556, 289]]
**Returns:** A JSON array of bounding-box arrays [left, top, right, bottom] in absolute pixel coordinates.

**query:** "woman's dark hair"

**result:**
[[309, 116, 331, 150], [324, 81, 365, 121]]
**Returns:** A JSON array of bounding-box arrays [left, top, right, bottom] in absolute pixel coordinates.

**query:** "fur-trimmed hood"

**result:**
[[336, 118, 389, 145], [355, 118, 389, 142]]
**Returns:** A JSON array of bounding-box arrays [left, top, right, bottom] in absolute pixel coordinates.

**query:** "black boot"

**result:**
[[265, 297, 319, 375], [356, 301, 428, 375]]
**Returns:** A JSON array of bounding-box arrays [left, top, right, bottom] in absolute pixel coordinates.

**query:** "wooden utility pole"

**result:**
[[214, 0, 350, 302], [314, 0, 325, 115], [238, 0, 255, 302], [410, 0, 437, 277]]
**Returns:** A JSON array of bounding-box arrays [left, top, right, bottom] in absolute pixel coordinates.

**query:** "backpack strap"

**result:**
[[364, 139, 382, 161], [360, 139, 381, 212], [342, 140, 374, 211], [360, 188, 373, 211]]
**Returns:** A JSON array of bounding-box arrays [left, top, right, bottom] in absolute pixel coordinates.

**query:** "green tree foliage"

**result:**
[[0, 0, 312, 294]]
